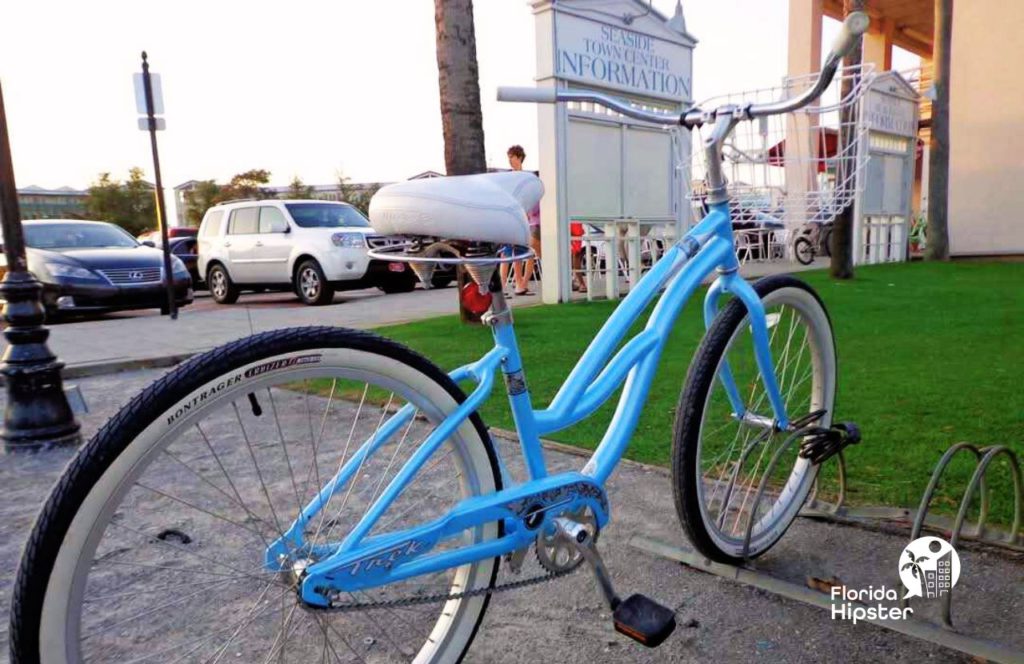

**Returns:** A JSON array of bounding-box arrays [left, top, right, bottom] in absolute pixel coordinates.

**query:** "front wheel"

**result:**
[[295, 259, 335, 305], [673, 276, 836, 563], [12, 327, 503, 663]]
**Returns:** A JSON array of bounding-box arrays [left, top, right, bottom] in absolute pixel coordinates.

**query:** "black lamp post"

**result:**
[[0, 80, 81, 452]]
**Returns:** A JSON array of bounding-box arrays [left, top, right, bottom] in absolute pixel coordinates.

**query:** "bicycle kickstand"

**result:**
[[554, 518, 676, 648]]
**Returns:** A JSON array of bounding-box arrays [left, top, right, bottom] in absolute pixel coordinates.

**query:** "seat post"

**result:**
[[483, 271, 548, 479]]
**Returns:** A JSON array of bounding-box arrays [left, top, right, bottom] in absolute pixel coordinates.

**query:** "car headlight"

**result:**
[[331, 232, 366, 249], [44, 263, 102, 281], [171, 256, 189, 275]]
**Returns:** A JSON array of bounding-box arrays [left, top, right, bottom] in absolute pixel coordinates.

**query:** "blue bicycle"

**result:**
[[11, 14, 868, 663]]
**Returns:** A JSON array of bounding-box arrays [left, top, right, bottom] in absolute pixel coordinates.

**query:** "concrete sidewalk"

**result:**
[[1, 368, 1019, 662], [7, 286, 538, 371]]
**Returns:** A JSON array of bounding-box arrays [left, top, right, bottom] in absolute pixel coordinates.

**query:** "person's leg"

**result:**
[[513, 260, 528, 294], [527, 229, 541, 284], [571, 249, 585, 291], [518, 227, 540, 292]]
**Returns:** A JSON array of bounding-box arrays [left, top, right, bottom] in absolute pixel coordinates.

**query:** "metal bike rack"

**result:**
[[899, 443, 1022, 628], [631, 441, 1024, 661], [801, 444, 1023, 557]]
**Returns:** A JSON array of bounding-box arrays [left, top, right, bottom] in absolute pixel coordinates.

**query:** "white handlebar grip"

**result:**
[[828, 11, 870, 60], [497, 87, 558, 103]]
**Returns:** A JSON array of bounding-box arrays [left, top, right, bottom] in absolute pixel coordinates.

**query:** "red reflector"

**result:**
[[387, 262, 405, 273], [460, 283, 492, 315]]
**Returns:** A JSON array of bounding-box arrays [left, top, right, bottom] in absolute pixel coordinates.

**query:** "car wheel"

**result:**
[[295, 259, 335, 306], [42, 307, 61, 324], [430, 252, 459, 289], [378, 273, 418, 294], [208, 264, 240, 304]]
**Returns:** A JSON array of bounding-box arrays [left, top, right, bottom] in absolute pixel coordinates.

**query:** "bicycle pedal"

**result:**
[[798, 421, 861, 464], [612, 594, 676, 648]]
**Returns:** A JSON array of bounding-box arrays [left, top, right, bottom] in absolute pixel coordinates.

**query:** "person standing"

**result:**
[[503, 145, 539, 296]]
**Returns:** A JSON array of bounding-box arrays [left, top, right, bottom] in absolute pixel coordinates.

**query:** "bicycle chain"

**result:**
[[314, 564, 578, 613]]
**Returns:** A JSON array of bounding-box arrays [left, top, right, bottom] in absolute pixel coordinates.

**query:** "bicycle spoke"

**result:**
[[44, 338, 496, 662], [695, 295, 831, 554], [194, 422, 277, 548], [232, 401, 287, 540], [133, 481, 269, 540], [267, 387, 303, 517]]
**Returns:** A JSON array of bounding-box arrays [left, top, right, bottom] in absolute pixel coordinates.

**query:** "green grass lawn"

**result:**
[[375, 261, 1024, 525]]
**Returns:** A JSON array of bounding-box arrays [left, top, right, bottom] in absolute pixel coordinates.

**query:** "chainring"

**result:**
[[534, 505, 599, 573]]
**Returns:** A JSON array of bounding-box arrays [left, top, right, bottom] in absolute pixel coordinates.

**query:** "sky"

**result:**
[[0, 0, 918, 221]]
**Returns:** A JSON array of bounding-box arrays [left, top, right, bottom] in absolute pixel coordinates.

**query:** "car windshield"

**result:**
[[284, 203, 371, 229], [25, 223, 138, 249]]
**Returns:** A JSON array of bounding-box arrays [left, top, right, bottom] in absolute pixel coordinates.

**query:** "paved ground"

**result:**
[[2, 368, 1020, 663], [1, 258, 825, 371], [15, 284, 535, 368]]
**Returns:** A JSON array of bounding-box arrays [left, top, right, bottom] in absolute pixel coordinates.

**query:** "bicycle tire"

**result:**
[[673, 276, 836, 564], [11, 326, 502, 663], [793, 237, 815, 265]]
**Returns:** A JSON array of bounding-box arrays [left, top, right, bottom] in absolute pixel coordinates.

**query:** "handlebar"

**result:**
[[747, 11, 869, 118], [497, 11, 869, 128]]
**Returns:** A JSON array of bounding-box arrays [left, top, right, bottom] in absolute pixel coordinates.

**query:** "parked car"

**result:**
[[12, 219, 193, 318], [196, 199, 415, 305], [148, 236, 201, 288], [137, 226, 198, 244]]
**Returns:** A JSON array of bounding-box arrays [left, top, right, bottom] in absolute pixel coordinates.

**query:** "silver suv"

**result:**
[[196, 199, 415, 305]]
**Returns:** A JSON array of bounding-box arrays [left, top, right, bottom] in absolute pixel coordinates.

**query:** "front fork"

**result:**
[[702, 270, 790, 430]]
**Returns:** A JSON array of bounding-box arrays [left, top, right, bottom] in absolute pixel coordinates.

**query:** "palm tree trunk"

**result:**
[[829, 0, 864, 279], [925, 0, 952, 260], [434, 0, 487, 176]]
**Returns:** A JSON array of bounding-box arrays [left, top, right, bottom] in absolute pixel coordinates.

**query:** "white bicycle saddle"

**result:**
[[368, 171, 543, 246]]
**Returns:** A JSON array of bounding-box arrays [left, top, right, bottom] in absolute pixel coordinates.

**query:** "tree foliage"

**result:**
[[182, 169, 275, 226], [284, 176, 314, 200], [226, 169, 273, 200], [84, 167, 156, 236], [336, 171, 380, 215], [182, 180, 222, 226], [179, 169, 380, 225]]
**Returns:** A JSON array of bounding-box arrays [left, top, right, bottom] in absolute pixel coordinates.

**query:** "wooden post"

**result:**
[[829, 0, 864, 279], [925, 0, 952, 260]]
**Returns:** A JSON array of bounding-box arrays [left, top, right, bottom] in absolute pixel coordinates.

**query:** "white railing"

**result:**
[[570, 219, 680, 301]]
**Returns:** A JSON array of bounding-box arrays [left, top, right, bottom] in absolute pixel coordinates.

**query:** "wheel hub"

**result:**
[[301, 270, 319, 297]]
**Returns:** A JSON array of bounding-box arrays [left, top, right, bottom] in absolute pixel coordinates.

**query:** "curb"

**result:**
[[0, 352, 201, 386]]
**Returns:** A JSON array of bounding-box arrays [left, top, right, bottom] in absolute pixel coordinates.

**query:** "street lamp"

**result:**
[[0, 80, 81, 452]]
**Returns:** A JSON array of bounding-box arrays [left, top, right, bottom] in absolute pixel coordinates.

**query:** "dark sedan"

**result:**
[[149, 235, 202, 288], [19, 220, 193, 317]]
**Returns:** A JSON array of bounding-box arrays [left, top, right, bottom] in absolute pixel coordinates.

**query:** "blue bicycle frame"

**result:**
[[266, 201, 793, 607]]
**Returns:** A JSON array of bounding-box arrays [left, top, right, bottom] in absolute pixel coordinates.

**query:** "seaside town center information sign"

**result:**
[[532, 0, 695, 303]]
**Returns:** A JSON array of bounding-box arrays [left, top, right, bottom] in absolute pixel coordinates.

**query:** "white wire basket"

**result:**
[[682, 63, 877, 235]]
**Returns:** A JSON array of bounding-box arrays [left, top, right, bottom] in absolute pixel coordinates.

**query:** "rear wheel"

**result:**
[[793, 237, 814, 265], [378, 273, 418, 294], [208, 264, 240, 304], [12, 327, 503, 663], [673, 276, 836, 563], [295, 259, 334, 306]]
